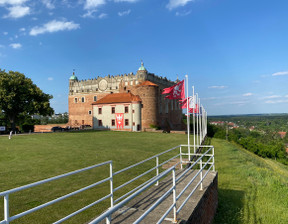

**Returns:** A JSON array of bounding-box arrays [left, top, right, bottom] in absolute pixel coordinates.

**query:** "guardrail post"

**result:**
[[172, 168, 177, 223], [4, 194, 10, 224], [106, 162, 113, 224], [155, 156, 159, 186], [200, 159, 203, 190], [212, 147, 215, 172], [180, 146, 183, 170]]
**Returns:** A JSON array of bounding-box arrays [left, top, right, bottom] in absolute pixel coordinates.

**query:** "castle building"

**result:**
[[68, 63, 183, 131]]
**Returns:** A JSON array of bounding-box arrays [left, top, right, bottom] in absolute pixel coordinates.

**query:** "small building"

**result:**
[[92, 92, 142, 131]]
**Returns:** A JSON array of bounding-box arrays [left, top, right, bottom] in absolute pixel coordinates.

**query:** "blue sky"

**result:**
[[1, 0, 288, 115]]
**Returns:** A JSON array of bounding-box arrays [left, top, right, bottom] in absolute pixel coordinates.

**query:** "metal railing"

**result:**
[[0, 144, 215, 224]]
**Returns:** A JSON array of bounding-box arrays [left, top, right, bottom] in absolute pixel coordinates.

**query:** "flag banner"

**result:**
[[180, 96, 195, 110], [162, 80, 185, 100], [116, 113, 124, 129]]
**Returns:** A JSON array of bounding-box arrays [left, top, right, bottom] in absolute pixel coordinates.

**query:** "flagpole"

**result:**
[[196, 93, 199, 148], [199, 99, 202, 144], [185, 75, 190, 161], [193, 86, 195, 154]]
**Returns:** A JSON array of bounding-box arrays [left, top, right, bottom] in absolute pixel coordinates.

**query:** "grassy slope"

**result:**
[[0, 131, 188, 223], [213, 138, 288, 224]]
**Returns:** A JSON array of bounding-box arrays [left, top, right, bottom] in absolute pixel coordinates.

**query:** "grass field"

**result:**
[[213, 138, 288, 224], [1, 131, 287, 224], [0, 131, 188, 223]]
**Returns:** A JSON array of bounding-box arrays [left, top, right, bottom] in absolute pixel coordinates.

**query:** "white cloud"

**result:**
[[262, 95, 281, 99], [175, 10, 191, 16], [30, 20, 80, 36], [84, 0, 105, 10], [10, 43, 22, 48], [19, 27, 25, 32], [98, 12, 107, 19], [0, 0, 28, 5], [208, 85, 227, 89], [4, 5, 30, 18], [48, 77, 53, 81], [166, 0, 195, 10], [3, 31, 8, 35], [265, 99, 288, 104], [82, 9, 97, 18], [118, 9, 131, 16], [114, 0, 138, 2], [272, 71, 288, 76], [0, 44, 5, 48], [42, 0, 55, 9], [243, 93, 253, 96]]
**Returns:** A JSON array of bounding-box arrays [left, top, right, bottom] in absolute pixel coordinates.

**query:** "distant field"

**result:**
[[0, 131, 188, 223], [213, 138, 288, 224]]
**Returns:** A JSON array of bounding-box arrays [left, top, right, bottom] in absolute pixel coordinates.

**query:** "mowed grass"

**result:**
[[0, 131, 188, 223], [213, 138, 288, 224]]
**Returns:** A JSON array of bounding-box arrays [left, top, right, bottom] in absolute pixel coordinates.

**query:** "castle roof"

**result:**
[[138, 61, 147, 71], [92, 92, 141, 105], [69, 72, 78, 81], [138, 80, 158, 87]]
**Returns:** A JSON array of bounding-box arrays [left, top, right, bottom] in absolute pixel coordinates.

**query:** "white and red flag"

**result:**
[[162, 80, 185, 100], [115, 113, 124, 129], [181, 96, 199, 114]]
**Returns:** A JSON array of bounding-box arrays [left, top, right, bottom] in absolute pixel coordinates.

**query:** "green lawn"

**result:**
[[0, 131, 188, 223], [1, 132, 287, 224], [213, 138, 288, 224]]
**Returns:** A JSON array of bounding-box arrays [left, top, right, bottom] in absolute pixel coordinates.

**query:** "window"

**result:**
[[125, 119, 129, 126], [98, 120, 102, 126], [111, 119, 115, 126], [74, 98, 78, 103], [133, 122, 135, 126], [125, 106, 129, 113], [88, 110, 92, 115], [132, 109, 135, 113], [81, 97, 85, 103], [94, 96, 97, 102], [98, 108, 102, 115], [111, 107, 115, 114]]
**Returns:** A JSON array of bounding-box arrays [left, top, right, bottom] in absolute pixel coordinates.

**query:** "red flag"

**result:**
[[180, 96, 195, 110], [115, 113, 124, 129], [162, 80, 185, 100]]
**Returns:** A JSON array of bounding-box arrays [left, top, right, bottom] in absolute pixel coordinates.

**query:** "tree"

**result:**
[[0, 69, 54, 131]]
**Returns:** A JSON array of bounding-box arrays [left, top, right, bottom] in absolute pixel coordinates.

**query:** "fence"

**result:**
[[0, 144, 214, 224]]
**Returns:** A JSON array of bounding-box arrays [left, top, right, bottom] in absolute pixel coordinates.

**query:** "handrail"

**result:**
[[88, 166, 176, 224], [0, 160, 112, 196]]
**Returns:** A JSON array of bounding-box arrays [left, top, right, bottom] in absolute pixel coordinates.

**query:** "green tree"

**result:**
[[0, 69, 54, 130]]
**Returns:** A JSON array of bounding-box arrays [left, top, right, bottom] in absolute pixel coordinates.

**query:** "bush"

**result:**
[[21, 124, 34, 133]]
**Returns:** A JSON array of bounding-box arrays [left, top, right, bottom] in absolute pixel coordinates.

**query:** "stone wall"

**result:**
[[34, 124, 67, 132]]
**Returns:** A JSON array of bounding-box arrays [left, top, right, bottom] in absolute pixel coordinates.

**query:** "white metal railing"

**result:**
[[0, 144, 215, 224]]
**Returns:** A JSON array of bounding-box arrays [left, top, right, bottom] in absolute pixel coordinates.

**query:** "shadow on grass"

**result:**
[[213, 188, 245, 224]]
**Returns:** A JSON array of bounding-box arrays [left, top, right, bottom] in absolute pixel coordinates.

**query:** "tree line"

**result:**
[[207, 123, 288, 165]]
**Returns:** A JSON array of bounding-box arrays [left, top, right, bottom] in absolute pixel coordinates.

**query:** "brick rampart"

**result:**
[[186, 172, 218, 224]]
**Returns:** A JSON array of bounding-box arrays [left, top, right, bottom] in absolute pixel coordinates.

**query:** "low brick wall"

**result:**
[[34, 124, 67, 133], [186, 173, 218, 224]]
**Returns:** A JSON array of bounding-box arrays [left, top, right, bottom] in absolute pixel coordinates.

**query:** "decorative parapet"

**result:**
[[69, 71, 176, 95]]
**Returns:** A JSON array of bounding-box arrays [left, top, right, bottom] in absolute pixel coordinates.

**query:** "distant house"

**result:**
[[278, 132, 287, 139], [210, 121, 225, 126]]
